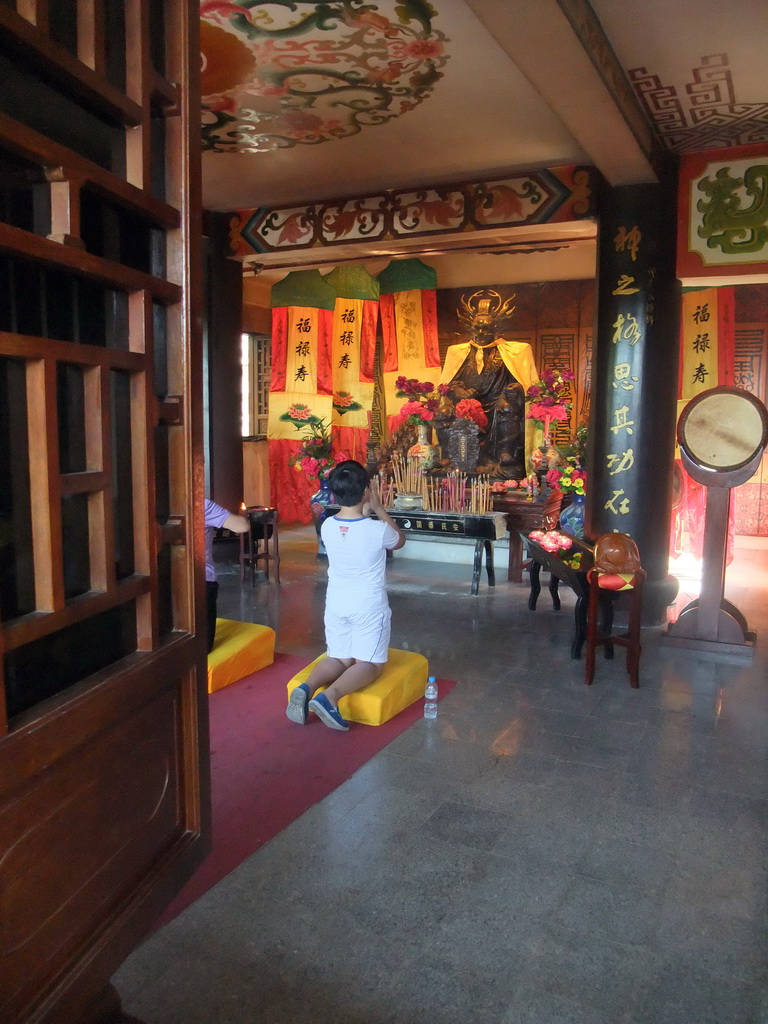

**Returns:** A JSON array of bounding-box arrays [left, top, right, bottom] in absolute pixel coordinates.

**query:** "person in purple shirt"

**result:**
[[204, 499, 248, 653]]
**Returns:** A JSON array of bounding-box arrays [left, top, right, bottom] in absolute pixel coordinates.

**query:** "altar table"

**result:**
[[325, 506, 506, 595], [386, 510, 507, 595], [493, 490, 564, 582], [522, 532, 596, 658]]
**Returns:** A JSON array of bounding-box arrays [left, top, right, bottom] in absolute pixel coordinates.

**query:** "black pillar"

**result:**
[[588, 174, 681, 623], [203, 210, 244, 510]]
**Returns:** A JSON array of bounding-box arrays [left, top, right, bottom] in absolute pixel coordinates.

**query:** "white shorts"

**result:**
[[325, 605, 391, 664]]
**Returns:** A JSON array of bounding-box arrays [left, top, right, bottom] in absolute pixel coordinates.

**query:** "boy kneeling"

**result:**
[[286, 460, 405, 731]]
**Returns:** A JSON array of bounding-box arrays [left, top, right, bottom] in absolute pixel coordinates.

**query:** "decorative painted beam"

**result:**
[[230, 165, 595, 260]]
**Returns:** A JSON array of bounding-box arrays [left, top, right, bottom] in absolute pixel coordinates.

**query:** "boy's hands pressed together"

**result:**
[[365, 479, 386, 517], [364, 479, 406, 549]]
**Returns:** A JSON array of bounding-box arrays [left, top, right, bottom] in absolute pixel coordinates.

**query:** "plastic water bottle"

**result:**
[[424, 675, 438, 719]]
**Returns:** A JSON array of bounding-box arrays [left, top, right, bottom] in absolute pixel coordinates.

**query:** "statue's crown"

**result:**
[[457, 289, 516, 329]]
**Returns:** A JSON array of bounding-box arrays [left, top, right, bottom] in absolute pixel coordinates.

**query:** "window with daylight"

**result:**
[[241, 332, 271, 437]]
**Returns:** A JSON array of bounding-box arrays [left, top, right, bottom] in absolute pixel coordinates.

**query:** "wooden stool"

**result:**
[[585, 568, 645, 688], [240, 506, 280, 584]]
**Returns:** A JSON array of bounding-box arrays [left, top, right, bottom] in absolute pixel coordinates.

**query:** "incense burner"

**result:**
[[394, 493, 425, 511]]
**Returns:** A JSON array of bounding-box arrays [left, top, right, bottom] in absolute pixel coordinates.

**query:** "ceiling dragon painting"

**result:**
[[200, 0, 450, 152]]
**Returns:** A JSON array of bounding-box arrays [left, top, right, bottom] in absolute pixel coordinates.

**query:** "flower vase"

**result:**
[[310, 474, 333, 557], [407, 422, 438, 471], [560, 491, 586, 539]]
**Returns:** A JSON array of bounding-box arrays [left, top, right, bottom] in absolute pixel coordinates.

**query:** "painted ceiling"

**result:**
[[200, 1, 768, 283], [200, 0, 450, 152]]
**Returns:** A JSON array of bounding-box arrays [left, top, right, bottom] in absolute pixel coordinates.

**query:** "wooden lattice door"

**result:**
[[0, 3, 209, 1022]]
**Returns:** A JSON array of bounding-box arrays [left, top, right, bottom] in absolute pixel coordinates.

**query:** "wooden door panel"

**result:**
[[0, 652, 208, 1020], [0, 2, 208, 1021]]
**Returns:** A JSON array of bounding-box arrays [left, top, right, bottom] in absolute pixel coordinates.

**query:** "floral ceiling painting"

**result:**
[[200, 0, 450, 152]]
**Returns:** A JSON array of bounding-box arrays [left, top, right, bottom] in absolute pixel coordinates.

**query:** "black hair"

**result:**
[[328, 460, 369, 506]]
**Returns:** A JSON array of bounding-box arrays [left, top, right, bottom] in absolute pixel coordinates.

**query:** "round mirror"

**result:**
[[678, 386, 768, 486]]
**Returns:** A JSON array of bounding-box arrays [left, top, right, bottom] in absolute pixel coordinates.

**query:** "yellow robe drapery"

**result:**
[[440, 340, 539, 469]]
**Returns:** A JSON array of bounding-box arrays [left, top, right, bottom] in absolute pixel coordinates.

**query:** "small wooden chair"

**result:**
[[584, 533, 645, 688], [240, 506, 280, 584]]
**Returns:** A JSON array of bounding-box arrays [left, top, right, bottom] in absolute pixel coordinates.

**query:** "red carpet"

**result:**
[[158, 652, 455, 926]]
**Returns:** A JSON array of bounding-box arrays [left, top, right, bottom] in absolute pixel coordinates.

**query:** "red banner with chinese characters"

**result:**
[[379, 290, 441, 429], [268, 271, 336, 523], [377, 259, 440, 432]]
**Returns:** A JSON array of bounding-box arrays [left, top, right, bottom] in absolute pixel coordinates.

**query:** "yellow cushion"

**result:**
[[286, 648, 429, 726], [207, 619, 275, 694]]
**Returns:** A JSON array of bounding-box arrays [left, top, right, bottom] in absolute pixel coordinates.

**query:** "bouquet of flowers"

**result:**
[[546, 464, 586, 495], [394, 375, 450, 427], [525, 368, 575, 424], [454, 398, 488, 430], [289, 418, 348, 478]]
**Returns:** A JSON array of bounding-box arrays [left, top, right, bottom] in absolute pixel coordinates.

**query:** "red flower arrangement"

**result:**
[[454, 398, 488, 430], [289, 418, 349, 478], [394, 376, 450, 426], [525, 368, 575, 424]]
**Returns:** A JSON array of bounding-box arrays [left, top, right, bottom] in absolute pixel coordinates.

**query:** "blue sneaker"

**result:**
[[309, 692, 350, 732], [286, 683, 310, 725]]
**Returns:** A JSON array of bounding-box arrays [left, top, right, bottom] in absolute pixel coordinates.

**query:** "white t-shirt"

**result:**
[[321, 515, 400, 611]]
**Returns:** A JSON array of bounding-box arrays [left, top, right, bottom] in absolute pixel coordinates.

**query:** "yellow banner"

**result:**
[[268, 306, 332, 442], [285, 307, 320, 396], [680, 289, 718, 401], [331, 297, 372, 429], [267, 392, 333, 442], [383, 289, 432, 420]]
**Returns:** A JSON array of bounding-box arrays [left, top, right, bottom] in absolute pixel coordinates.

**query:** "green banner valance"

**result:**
[[377, 258, 437, 295], [270, 269, 337, 310]]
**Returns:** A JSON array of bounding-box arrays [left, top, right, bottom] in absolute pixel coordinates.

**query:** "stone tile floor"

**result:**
[[115, 527, 768, 1023]]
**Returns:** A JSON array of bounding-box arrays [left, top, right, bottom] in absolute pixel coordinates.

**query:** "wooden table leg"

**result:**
[[572, 594, 587, 659], [472, 539, 483, 595], [528, 559, 541, 610], [272, 513, 280, 584], [548, 575, 561, 611], [485, 540, 495, 587], [507, 532, 523, 582]]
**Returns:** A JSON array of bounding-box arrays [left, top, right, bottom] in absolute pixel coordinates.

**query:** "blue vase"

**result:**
[[310, 475, 333, 557], [560, 491, 586, 539]]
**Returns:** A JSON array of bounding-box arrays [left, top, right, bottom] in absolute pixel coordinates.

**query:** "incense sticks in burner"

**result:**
[[378, 462, 492, 515], [389, 453, 425, 499]]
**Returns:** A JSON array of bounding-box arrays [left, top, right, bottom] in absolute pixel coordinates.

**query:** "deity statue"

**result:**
[[438, 289, 538, 477]]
